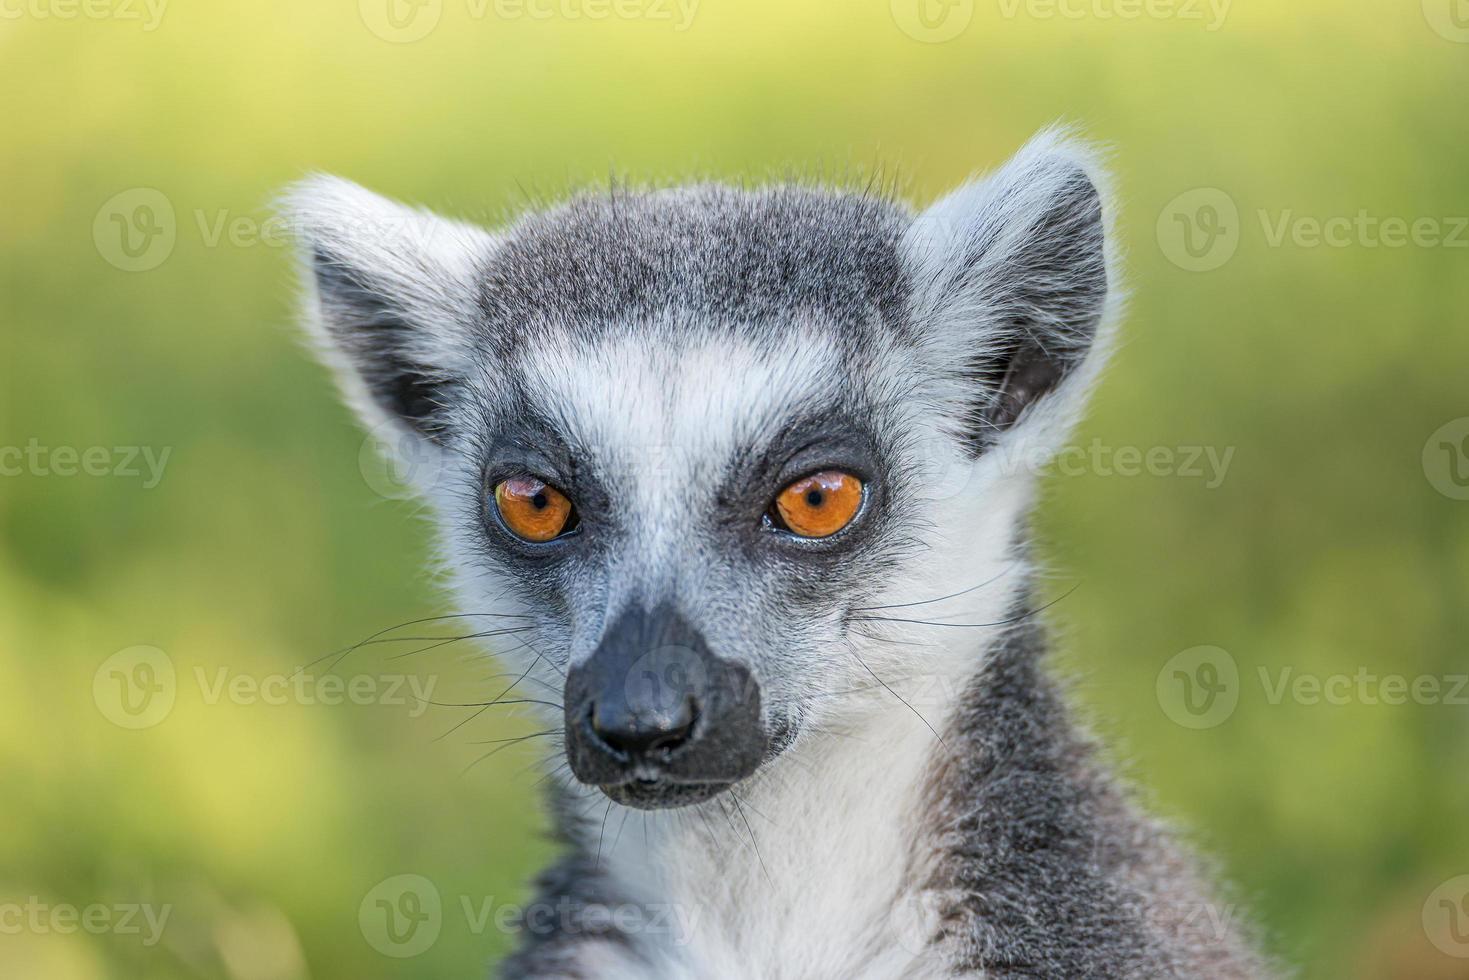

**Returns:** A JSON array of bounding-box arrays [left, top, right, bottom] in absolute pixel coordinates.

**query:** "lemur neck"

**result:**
[[593, 646, 982, 971]]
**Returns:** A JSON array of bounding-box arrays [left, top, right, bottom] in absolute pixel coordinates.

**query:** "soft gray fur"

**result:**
[[286, 128, 1272, 978]]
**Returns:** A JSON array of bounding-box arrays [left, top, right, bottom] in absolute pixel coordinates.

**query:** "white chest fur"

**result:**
[[581, 705, 954, 980]]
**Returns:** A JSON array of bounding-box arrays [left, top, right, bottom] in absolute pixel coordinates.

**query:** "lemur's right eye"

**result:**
[[494, 477, 577, 542], [767, 470, 864, 539]]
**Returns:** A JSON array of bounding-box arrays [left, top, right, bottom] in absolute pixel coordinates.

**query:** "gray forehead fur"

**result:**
[[285, 127, 1116, 463], [472, 183, 914, 354]]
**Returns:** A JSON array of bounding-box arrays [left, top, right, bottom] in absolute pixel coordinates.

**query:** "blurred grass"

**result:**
[[2, 1, 1467, 977]]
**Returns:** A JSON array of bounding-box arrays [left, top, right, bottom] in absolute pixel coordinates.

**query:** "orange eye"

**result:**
[[772, 470, 864, 539], [494, 477, 575, 542]]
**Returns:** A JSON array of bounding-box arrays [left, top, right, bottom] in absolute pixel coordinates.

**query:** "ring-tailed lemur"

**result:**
[[287, 129, 1272, 978]]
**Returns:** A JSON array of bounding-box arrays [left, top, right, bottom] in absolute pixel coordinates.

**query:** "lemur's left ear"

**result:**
[[902, 127, 1119, 458], [282, 175, 494, 446]]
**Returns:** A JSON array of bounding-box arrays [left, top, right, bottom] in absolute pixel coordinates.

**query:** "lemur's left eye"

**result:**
[[767, 470, 864, 539], [494, 477, 577, 542]]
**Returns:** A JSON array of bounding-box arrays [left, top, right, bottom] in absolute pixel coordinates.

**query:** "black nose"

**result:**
[[564, 605, 766, 803], [589, 695, 697, 759]]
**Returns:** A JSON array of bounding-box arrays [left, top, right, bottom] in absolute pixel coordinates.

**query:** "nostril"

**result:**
[[588, 698, 698, 760], [646, 702, 697, 754]]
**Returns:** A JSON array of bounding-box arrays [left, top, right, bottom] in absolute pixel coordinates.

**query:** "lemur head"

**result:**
[[289, 129, 1118, 810]]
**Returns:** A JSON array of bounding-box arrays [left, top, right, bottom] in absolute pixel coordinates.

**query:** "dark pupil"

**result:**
[[531, 492, 548, 510], [805, 489, 825, 508]]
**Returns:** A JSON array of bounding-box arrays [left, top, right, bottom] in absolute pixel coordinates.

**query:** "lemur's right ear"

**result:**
[[902, 128, 1120, 460], [282, 176, 494, 445]]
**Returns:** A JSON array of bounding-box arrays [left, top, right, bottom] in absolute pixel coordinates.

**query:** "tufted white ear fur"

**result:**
[[281, 175, 496, 447], [902, 126, 1123, 467]]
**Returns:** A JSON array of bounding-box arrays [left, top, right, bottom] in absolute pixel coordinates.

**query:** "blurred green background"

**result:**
[[2, 0, 1467, 977]]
